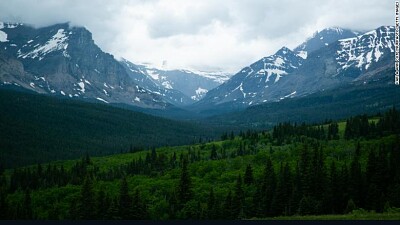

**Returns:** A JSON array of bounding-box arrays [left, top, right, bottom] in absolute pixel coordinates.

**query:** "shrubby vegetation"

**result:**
[[0, 107, 399, 220]]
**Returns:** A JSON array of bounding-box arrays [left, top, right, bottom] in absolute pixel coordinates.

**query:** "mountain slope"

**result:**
[[197, 47, 304, 108], [294, 27, 359, 58], [120, 59, 194, 106], [0, 22, 167, 108], [0, 88, 219, 168], [207, 68, 399, 128], [133, 62, 231, 101], [195, 26, 393, 113]]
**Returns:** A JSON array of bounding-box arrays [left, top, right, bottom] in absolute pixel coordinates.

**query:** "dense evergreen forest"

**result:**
[[208, 77, 400, 128], [0, 89, 220, 168], [0, 107, 399, 220]]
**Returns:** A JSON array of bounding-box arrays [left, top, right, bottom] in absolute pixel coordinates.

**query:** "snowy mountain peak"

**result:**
[[0, 22, 169, 109], [336, 26, 394, 72], [275, 46, 292, 56], [294, 27, 359, 59], [325, 27, 344, 33]]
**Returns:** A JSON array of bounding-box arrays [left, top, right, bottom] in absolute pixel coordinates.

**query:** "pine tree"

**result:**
[[244, 164, 254, 185], [271, 163, 292, 216], [132, 189, 147, 219], [207, 188, 215, 219], [177, 158, 192, 208], [0, 191, 8, 219], [388, 138, 400, 207], [299, 143, 312, 198], [365, 148, 383, 211], [210, 144, 218, 160], [223, 191, 233, 219], [84, 152, 91, 165], [79, 176, 96, 219], [106, 198, 121, 220], [119, 177, 132, 219], [232, 174, 244, 219], [310, 146, 326, 214], [68, 197, 79, 220], [328, 161, 341, 214], [338, 164, 350, 214], [344, 119, 352, 140], [168, 191, 178, 220], [259, 157, 276, 217], [349, 142, 364, 208], [96, 190, 108, 219], [22, 189, 32, 219]]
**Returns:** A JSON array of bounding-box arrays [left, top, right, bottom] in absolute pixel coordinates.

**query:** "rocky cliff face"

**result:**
[[0, 22, 168, 108]]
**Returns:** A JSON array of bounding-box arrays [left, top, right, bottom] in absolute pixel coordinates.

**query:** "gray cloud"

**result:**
[[147, 3, 232, 38], [0, 0, 393, 73]]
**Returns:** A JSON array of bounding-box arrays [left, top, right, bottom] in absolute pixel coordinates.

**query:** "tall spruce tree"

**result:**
[[223, 191, 233, 219], [232, 174, 245, 219], [210, 144, 218, 160], [244, 164, 254, 185], [271, 163, 292, 216], [328, 161, 341, 214], [22, 189, 32, 220], [79, 176, 96, 219], [207, 188, 215, 219], [96, 189, 108, 219], [177, 158, 192, 208], [119, 177, 132, 219], [349, 142, 364, 208], [259, 157, 276, 217], [132, 189, 147, 220]]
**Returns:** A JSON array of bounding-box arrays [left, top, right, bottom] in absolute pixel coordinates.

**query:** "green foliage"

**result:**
[[0, 89, 219, 168], [177, 158, 192, 208], [1, 108, 400, 220], [78, 176, 96, 219]]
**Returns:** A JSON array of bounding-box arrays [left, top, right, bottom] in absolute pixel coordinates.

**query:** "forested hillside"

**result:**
[[0, 108, 399, 220], [0, 89, 219, 168]]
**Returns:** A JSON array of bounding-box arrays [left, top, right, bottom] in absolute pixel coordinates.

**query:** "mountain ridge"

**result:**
[[195, 26, 394, 113], [0, 22, 170, 108]]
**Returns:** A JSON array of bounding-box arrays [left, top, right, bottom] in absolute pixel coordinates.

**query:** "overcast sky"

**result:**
[[0, 0, 393, 73]]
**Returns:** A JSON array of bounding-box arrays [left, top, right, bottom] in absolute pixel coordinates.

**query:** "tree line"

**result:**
[[0, 107, 399, 219]]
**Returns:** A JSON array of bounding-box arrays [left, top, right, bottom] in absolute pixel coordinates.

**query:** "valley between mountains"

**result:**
[[0, 20, 399, 220]]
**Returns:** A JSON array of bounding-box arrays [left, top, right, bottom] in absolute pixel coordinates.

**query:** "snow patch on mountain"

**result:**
[[161, 81, 173, 89], [17, 29, 69, 60], [147, 69, 160, 80], [297, 51, 307, 59], [0, 22, 8, 42], [280, 91, 297, 100], [183, 69, 231, 84], [191, 87, 208, 100], [77, 81, 85, 93], [336, 26, 394, 71], [96, 97, 109, 103]]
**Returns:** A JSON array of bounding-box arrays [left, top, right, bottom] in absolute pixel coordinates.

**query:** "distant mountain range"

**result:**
[[120, 59, 230, 106], [0, 22, 230, 108], [195, 26, 394, 112], [0, 22, 396, 117]]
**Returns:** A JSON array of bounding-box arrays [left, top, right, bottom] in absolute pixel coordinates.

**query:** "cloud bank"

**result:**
[[0, 0, 393, 73]]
